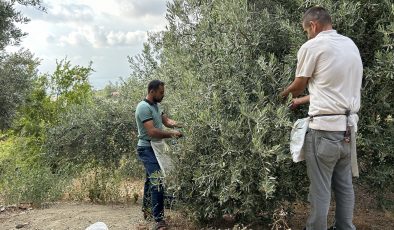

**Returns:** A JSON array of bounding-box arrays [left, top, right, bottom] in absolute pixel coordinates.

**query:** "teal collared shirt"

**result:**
[[135, 99, 163, 146]]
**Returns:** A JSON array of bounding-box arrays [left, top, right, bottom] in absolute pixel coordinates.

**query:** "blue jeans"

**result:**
[[137, 146, 164, 222]]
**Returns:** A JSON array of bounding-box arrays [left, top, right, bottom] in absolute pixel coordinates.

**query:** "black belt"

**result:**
[[309, 110, 352, 143], [309, 113, 346, 121], [309, 109, 351, 120]]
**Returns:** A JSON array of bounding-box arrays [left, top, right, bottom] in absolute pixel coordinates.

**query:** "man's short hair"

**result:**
[[148, 80, 165, 92], [302, 6, 332, 27]]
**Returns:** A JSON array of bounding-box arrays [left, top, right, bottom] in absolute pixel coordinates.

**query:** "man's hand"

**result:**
[[168, 120, 183, 128], [174, 122, 183, 128], [171, 130, 183, 138], [279, 88, 289, 100], [162, 114, 183, 128], [288, 95, 310, 110]]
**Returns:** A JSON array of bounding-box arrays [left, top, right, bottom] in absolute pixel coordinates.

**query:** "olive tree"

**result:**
[[127, 0, 393, 223], [0, 50, 39, 130]]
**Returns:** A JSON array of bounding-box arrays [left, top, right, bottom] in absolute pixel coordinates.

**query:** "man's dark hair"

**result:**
[[302, 6, 332, 27], [148, 80, 165, 92]]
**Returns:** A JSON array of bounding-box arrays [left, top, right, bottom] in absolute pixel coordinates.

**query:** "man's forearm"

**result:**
[[282, 83, 304, 98], [163, 121, 177, 128], [162, 115, 181, 128], [289, 95, 310, 110], [280, 77, 309, 98], [296, 95, 310, 105], [148, 128, 177, 139]]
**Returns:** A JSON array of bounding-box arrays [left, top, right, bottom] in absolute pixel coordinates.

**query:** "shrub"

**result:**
[[44, 97, 141, 170], [0, 137, 66, 206]]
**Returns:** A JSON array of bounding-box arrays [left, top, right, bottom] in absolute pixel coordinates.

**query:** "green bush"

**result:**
[[357, 4, 394, 202], [0, 50, 39, 130], [44, 97, 141, 170], [0, 137, 66, 206], [65, 166, 138, 204]]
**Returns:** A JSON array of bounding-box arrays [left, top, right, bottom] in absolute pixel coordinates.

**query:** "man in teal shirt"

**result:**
[[135, 80, 182, 230]]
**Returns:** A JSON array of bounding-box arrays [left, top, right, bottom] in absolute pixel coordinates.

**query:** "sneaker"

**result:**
[[142, 210, 152, 220]]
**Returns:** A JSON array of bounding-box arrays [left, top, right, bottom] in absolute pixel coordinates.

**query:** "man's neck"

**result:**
[[145, 96, 155, 104], [321, 24, 333, 32]]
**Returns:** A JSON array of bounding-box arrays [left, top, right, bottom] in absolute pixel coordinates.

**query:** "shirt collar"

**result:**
[[144, 98, 156, 105], [316, 29, 337, 38]]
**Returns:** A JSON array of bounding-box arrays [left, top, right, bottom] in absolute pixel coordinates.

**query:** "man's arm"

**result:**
[[162, 114, 182, 128], [143, 120, 182, 138], [280, 77, 309, 98], [289, 95, 310, 110]]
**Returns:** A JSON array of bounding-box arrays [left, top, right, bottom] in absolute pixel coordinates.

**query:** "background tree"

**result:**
[[0, 0, 43, 130], [0, 0, 44, 49], [0, 50, 39, 130]]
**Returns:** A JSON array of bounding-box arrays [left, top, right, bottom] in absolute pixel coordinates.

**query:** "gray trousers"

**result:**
[[304, 129, 356, 230]]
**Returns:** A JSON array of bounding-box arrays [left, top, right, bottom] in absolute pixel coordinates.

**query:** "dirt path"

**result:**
[[0, 202, 155, 230], [1, 200, 393, 230], [1, 184, 393, 230]]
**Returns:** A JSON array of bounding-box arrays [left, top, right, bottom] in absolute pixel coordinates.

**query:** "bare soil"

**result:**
[[0, 184, 393, 230], [287, 184, 394, 230], [0, 201, 197, 230]]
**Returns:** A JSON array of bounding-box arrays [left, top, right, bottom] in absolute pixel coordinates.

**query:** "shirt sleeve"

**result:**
[[295, 45, 316, 78], [138, 104, 153, 123]]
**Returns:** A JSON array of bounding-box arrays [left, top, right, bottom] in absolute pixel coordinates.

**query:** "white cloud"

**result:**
[[115, 0, 167, 18], [47, 3, 94, 23], [57, 26, 147, 48], [19, 2, 95, 24], [58, 29, 88, 46], [83, 26, 108, 48], [9, 0, 171, 89], [107, 30, 147, 46]]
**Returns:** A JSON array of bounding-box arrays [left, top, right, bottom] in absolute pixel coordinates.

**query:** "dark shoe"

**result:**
[[154, 220, 168, 230], [142, 210, 152, 220]]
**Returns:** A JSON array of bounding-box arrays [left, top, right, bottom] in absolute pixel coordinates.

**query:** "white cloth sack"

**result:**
[[290, 117, 310, 162], [348, 114, 359, 177], [85, 222, 108, 230], [151, 139, 173, 177]]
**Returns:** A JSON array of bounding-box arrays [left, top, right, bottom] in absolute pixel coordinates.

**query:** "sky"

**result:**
[[8, 0, 169, 89]]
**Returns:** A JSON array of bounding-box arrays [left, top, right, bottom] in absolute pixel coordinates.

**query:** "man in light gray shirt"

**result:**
[[281, 6, 362, 230]]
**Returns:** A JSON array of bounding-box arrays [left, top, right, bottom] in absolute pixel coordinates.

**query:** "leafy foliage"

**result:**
[[357, 1, 394, 201], [0, 50, 39, 130], [0, 0, 44, 49], [125, 0, 394, 223], [44, 97, 140, 169], [0, 136, 66, 206]]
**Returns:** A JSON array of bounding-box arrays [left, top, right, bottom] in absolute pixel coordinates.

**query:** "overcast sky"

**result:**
[[8, 0, 169, 89]]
